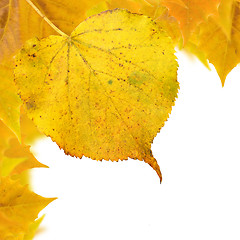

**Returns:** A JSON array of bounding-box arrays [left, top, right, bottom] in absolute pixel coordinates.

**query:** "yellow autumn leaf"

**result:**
[[161, 0, 221, 42], [0, 121, 15, 176], [14, 9, 179, 181], [86, 0, 142, 18], [0, 121, 13, 154], [23, 215, 45, 240], [139, 0, 169, 21], [106, 0, 141, 12], [214, 0, 235, 39], [0, 0, 105, 61], [182, 41, 210, 70], [0, 211, 22, 240], [4, 137, 48, 176], [0, 0, 53, 62], [1, 157, 26, 178], [12, 171, 31, 187], [86, 1, 109, 18], [0, 61, 22, 140], [137, 0, 210, 69], [198, 1, 240, 86], [30, 0, 105, 35], [139, 0, 182, 44], [0, 177, 56, 240], [0, 120, 47, 178], [145, 0, 187, 9], [0, 61, 41, 145]]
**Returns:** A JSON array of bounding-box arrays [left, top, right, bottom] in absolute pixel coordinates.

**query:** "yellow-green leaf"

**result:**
[[14, 9, 179, 181], [0, 177, 56, 240]]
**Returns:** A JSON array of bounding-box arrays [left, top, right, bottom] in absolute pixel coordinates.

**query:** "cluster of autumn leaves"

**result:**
[[158, 0, 240, 86], [0, 112, 56, 238], [123, 0, 240, 86], [1, 0, 240, 239]]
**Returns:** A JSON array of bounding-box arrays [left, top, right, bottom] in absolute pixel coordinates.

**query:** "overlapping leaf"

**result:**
[[106, 0, 141, 12], [23, 215, 45, 240], [139, 0, 181, 43], [161, 0, 221, 42], [0, 0, 105, 61], [0, 120, 47, 177], [138, 0, 240, 84], [0, 177, 55, 240], [215, 0, 235, 39], [0, 61, 22, 139], [199, 0, 240, 86]]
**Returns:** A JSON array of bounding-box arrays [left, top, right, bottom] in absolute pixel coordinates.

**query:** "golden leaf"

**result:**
[[137, 0, 210, 68], [214, 0, 235, 39], [161, 0, 221, 42], [30, 0, 104, 34], [14, 9, 179, 181], [182, 41, 210, 70], [0, 119, 13, 152], [0, 0, 52, 61], [0, 0, 103, 61], [139, 0, 182, 44], [0, 177, 55, 240], [4, 137, 48, 176], [0, 210, 24, 240], [86, 1, 109, 18], [199, 1, 240, 86], [0, 61, 22, 140], [0, 60, 43, 145], [23, 215, 45, 240], [106, 0, 141, 12], [0, 120, 47, 178]]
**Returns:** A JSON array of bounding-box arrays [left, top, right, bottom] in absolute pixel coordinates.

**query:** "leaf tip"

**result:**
[[144, 153, 162, 183], [219, 74, 226, 87], [221, 79, 226, 87]]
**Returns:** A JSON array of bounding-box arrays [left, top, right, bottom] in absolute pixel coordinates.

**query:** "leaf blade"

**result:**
[[14, 9, 179, 180]]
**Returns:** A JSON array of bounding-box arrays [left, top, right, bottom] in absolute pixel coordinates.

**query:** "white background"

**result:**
[[32, 51, 240, 240]]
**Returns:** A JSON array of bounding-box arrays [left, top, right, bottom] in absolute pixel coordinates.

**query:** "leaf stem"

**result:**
[[25, 0, 69, 37]]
